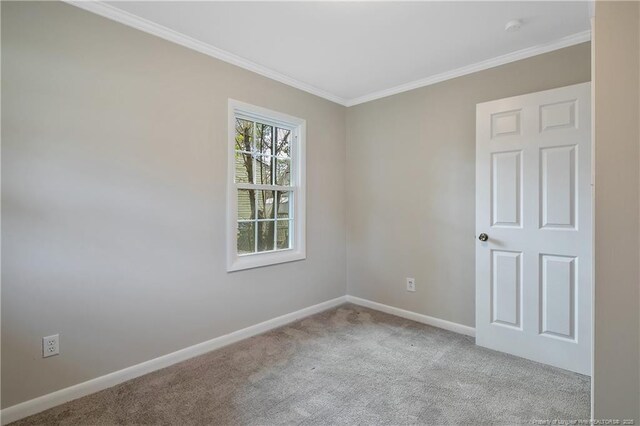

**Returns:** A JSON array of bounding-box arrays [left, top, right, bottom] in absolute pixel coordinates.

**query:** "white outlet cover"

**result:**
[[406, 278, 416, 292], [42, 334, 60, 358]]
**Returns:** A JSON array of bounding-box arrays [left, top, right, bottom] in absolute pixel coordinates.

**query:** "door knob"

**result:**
[[478, 233, 489, 242]]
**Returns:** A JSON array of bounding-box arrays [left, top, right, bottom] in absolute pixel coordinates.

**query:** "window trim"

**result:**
[[227, 99, 306, 272]]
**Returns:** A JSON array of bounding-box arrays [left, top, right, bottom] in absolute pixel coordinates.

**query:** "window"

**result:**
[[227, 100, 306, 271]]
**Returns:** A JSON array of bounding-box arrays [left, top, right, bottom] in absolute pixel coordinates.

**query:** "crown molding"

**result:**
[[63, 0, 348, 106], [64, 1, 590, 109], [344, 30, 591, 106]]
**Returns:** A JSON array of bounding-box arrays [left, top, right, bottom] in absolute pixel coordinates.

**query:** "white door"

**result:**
[[475, 82, 591, 375]]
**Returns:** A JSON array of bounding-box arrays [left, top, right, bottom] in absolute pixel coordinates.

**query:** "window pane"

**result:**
[[235, 151, 253, 183], [257, 221, 275, 252], [237, 189, 255, 220], [275, 158, 290, 186], [257, 190, 275, 219], [256, 155, 273, 185], [237, 222, 255, 254], [275, 191, 291, 219], [235, 119, 254, 152], [276, 220, 291, 250], [275, 128, 291, 158], [256, 123, 273, 155]]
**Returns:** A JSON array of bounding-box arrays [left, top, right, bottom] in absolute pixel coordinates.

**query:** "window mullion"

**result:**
[[272, 127, 277, 185], [274, 190, 278, 248], [289, 218, 293, 249], [274, 219, 278, 249], [252, 121, 257, 185], [290, 131, 296, 188], [253, 123, 258, 253], [254, 188, 259, 253], [289, 186, 294, 220]]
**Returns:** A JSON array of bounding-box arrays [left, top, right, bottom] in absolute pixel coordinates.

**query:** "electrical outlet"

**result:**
[[406, 278, 416, 292], [42, 334, 59, 358]]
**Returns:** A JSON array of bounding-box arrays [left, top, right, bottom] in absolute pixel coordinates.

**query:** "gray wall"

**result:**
[[1, 2, 346, 408], [345, 43, 591, 328], [592, 1, 640, 420]]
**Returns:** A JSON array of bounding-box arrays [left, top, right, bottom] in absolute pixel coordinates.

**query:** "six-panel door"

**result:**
[[475, 83, 591, 375]]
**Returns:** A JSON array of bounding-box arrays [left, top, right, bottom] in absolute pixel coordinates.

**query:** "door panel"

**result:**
[[540, 100, 576, 132], [491, 250, 522, 328], [491, 109, 522, 138], [476, 82, 591, 375], [540, 254, 576, 340], [491, 151, 522, 227], [540, 145, 577, 229]]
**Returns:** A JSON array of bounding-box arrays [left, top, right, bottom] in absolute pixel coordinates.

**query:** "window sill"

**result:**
[[227, 249, 306, 272]]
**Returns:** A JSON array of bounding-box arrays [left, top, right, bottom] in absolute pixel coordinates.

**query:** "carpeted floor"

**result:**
[[13, 303, 590, 425]]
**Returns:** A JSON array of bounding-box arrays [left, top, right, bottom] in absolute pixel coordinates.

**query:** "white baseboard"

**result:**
[[0, 295, 348, 425], [1, 294, 474, 424], [346, 295, 476, 337]]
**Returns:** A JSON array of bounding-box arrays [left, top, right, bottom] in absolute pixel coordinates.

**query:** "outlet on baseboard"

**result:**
[[43, 334, 59, 358], [406, 278, 416, 292]]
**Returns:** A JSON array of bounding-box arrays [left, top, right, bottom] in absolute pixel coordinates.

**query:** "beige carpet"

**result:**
[[12, 304, 590, 425]]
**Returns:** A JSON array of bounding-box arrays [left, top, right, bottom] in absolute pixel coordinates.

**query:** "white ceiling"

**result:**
[[78, 1, 591, 106]]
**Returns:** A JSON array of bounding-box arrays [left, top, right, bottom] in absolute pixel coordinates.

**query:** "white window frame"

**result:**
[[227, 99, 306, 272]]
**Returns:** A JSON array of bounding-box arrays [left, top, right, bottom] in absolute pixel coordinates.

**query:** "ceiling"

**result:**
[[73, 1, 591, 106]]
